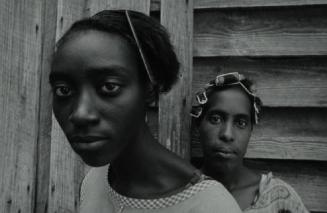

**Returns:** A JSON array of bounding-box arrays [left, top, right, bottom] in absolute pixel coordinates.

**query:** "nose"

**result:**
[[69, 90, 100, 128], [219, 122, 234, 143]]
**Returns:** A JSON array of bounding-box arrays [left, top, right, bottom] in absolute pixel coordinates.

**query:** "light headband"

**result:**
[[191, 72, 261, 124]]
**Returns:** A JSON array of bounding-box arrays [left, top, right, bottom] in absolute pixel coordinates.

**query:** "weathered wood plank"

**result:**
[[35, 0, 58, 212], [159, 0, 193, 158], [0, 0, 43, 212], [48, 0, 86, 212], [148, 107, 327, 161], [151, 0, 327, 11], [196, 0, 327, 9], [193, 57, 327, 107], [85, 0, 150, 16], [195, 0, 327, 9], [194, 6, 327, 56], [54, 0, 86, 42], [191, 107, 327, 161]]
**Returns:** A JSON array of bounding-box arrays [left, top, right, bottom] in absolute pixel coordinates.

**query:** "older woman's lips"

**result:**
[[214, 149, 235, 159], [69, 135, 109, 151]]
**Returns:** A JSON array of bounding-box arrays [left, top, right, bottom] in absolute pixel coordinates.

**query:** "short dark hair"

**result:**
[[54, 10, 180, 93]]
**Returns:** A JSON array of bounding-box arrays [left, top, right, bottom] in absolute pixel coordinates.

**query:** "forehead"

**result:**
[[51, 30, 138, 78], [206, 87, 252, 116]]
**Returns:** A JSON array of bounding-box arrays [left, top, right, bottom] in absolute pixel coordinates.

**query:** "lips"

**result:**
[[68, 135, 109, 152], [70, 135, 108, 143], [213, 148, 236, 159]]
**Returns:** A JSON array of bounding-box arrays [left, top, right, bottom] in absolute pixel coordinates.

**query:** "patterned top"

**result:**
[[80, 165, 242, 213], [244, 172, 309, 213]]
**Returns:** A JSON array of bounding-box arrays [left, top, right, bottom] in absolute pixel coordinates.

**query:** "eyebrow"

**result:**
[[49, 65, 132, 84], [49, 72, 71, 84], [208, 109, 250, 119], [85, 66, 131, 78]]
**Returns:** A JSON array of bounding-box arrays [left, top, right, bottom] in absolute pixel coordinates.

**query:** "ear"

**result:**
[[145, 84, 158, 106]]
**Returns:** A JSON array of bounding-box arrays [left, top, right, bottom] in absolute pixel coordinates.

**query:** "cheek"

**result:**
[[237, 130, 251, 152], [199, 123, 219, 148], [99, 90, 146, 131], [52, 100, 72, 129]]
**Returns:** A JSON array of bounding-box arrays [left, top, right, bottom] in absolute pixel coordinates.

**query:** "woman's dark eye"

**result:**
[[208, 114, 223, 125], [236, 119, 248, 129], [99, 82, 121, 95], [53, 85, 73, 97]]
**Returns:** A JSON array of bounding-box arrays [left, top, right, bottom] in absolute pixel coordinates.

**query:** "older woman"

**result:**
[[191, 72, 308, 213]]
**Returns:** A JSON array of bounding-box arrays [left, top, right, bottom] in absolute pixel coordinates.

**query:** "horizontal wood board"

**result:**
[[193, 6, 327, 56], [151, 0, 327, 10], [193, 57, 327, 107]]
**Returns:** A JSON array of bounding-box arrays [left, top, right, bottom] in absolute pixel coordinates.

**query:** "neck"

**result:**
[[108, 123, 196, 198], [203, 159, 246, 191], [110, 123, 158, 183]]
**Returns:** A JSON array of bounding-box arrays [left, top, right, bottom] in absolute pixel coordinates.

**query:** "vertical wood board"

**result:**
[[159, 0, 193, 158], [0, 0, 43, 212], [35, 0, 58, 212]]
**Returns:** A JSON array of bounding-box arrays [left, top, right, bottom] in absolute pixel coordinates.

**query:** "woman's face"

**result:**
[[50, 30, 147, 167], [199, 87, 252, 170]]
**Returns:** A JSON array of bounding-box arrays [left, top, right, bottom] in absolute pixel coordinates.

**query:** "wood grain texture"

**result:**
[[193, 57, 327, 107], [55, 0, 86, 42], [194, 6, 327, 56], [85, 0, 150, 16], [34, 1, 58, 212], [192, 107, 327, 161], [0, 0, 44, 212], [48, 0, 86, 212], [151, 0, 327, 11], [159, 0, 193, 158], [194, 0, 327, 8]]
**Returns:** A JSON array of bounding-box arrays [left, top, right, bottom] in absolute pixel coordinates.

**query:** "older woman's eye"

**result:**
[[236, 119, 248, 129], [53, 85, 73, 97], [99, 82, 121, 95], [208, 114, 223, 125]]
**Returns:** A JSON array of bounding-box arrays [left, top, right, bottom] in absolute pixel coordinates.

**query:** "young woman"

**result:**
[[191, 72, 308, 213], [49, 10, 242, 212]]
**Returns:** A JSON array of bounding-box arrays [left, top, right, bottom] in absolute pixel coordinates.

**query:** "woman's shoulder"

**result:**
[[246, 172, 309, 213], [259, 172, 304, 200], [80, 165, 109, 203], [185, 176, 242, 213]]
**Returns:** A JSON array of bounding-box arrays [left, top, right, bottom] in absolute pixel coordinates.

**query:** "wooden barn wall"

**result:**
[[0, 0, 326, 212], [191, 2, 327, 213], [152, 1, 327, 212]]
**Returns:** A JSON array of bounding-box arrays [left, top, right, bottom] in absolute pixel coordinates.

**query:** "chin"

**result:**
[[80, 153, 111, 167]]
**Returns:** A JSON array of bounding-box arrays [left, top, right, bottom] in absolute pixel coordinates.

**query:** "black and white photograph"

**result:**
[[0, 0, 326, 212]]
